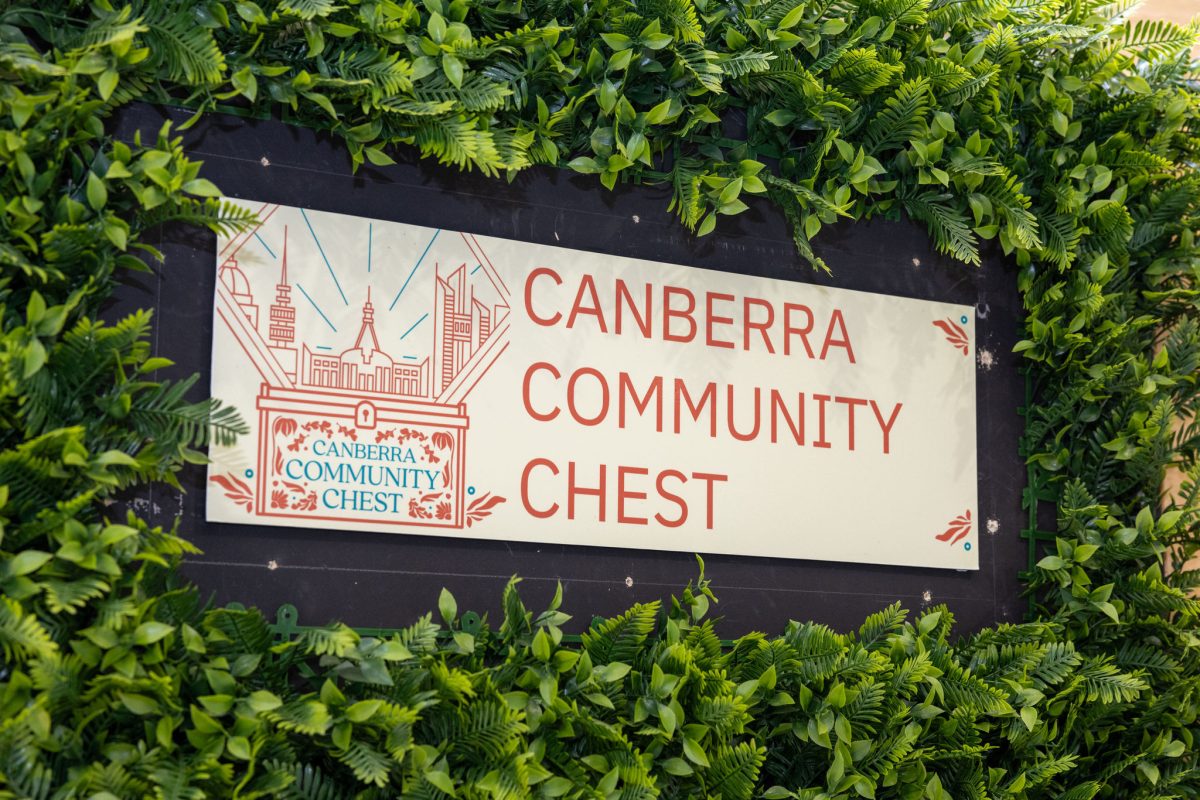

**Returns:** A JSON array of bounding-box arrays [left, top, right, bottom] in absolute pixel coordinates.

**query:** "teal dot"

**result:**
[[244, 469, 254, 478], [964, 542, 972, 551], [468, 486, 476, 495], [960, 314, 969, 324]]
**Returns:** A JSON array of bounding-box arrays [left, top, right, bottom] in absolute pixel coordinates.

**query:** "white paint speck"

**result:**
[[632, 215, 640, 223], [912, 257, 921, 267], [267, 560, 278, 571], [624, 576, 634, 588], [921, 589, 932, 603], [978, 349, 995, 370], [554, 232, 560, 241], [987, 518, 1000, 534], [260, 156, 270, 167]]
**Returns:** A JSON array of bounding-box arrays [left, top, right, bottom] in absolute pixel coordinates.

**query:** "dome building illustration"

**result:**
[[211, 201, 511, 531], [215, 212, 508, 402]]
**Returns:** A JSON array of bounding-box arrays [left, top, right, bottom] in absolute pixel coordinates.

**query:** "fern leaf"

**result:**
[[0, 596, 56, 663], [865, 78, 930, 153], [581, 601, 660, 664], [856, 602, 907, 650], [335, 740, 392, 787], [904, 192, 981, 266], [278, 0, 338, 19], [719, 50, 776, 79], [701, 743, 766, 800], [142, 8, 224, 85]]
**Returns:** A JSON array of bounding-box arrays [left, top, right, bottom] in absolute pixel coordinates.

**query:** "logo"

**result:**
[[210, 203, 509, 529]]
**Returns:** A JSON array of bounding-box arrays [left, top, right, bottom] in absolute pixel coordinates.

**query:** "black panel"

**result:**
[[107, 103, 1027, 637]]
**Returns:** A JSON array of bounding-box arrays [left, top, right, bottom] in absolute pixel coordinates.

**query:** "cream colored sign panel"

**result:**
[[206, 199, 979, 570]]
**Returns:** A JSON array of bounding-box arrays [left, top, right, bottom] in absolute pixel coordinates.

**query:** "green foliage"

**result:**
[[0, 0, 1198, 797]]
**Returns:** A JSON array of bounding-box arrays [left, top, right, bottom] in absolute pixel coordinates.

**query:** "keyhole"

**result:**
[[354, 401, 377, 429]]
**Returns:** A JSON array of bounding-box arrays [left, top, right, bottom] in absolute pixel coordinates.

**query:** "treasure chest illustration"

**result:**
[[210, 203, 509, 531]]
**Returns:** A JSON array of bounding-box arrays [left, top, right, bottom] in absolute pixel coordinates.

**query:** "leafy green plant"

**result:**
[[0, 0, 1199, 797]]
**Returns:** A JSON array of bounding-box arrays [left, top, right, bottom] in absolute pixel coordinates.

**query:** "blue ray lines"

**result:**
[[389, 229, 440, 311], [400, 313, 428, 340], [254, 232, 277, 259], [300, 208, 348, 305], [296, 283, 338, 333]]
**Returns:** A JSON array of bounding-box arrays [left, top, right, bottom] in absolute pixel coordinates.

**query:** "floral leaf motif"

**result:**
[[466, 492, 506, 527], [211, 473, 254, 512], [936, 510, 972, 544], [432, 431, 455, 487], [933, 318, 970, 355]]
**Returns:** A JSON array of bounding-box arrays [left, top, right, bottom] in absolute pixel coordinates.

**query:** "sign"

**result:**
[[207, 199, 978, 570]]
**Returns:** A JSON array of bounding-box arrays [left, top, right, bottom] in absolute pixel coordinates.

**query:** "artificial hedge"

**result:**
[[0, 0, 1198, 797]]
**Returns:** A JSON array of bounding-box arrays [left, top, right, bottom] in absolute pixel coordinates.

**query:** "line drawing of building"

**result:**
[[267, 228, 298, 382], [216, 209, 510, 403], [299, 286, 430, 397], [218, 256, 259, 327], [433, 263, 509, 395]]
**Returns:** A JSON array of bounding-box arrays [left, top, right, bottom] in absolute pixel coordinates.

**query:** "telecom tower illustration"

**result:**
[[212, 202, 511, 530]]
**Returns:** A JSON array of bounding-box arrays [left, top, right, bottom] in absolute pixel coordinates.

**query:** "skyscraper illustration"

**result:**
[[215, 205, 507, 404], [433, 263, 509, 394], [267, 228, 298, 381]]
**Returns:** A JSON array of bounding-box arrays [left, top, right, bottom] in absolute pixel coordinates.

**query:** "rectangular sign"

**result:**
[[206, 199, 978, 570]]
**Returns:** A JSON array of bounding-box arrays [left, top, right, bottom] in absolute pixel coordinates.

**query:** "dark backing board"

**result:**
[[108, 103, 1027, 637]]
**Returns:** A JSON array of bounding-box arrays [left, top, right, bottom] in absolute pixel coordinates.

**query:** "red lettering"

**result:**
[[567, 274, 607, 332], [727, 385, 761, 442], [615, 280, 652, 337], [617, 466, 649, 525], [770, 390, 805, 445], [821, 309, 855, 362], [566, 367, 610, 426], [705, 292, 735, 349], [783, 303, 815, 357], [521, 458, 559, 518], [813, 393, 832, 448], [744, 297, 776, 353], [654, 469, 688, 528], [618, 373, 663, 431], [522, 362, 560, 422], [835, 396, 868, 451], [870, 400, 903, 454], [567, 462, 606, 521], [525, 267, 562, 326], [674, 379, 717, 437], [691, 472, 728, 530], [663, 286, 697, 343]]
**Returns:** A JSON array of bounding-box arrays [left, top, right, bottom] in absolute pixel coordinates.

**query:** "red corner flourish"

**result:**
[[936, 510, 972, 545], [211, 473, 254, 512], [465, 493, 506, 528], [933, 318, 970, 355]]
